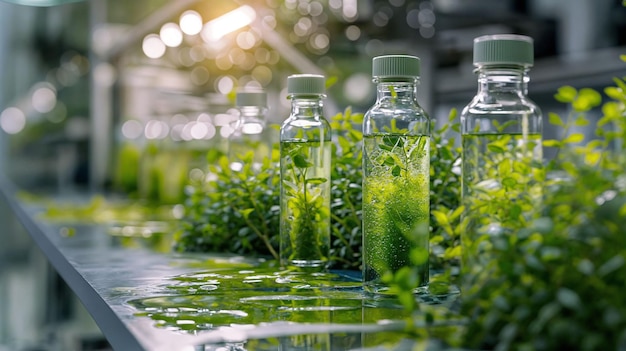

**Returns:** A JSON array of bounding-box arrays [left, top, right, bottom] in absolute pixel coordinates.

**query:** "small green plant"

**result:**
[[280, 140, 331, 263]]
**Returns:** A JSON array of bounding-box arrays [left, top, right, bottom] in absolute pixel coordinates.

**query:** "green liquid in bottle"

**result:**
[[280, 140, 331, 268], [362, 134, 430, 294]]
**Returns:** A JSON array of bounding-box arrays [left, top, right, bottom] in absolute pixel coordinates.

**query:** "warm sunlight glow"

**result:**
[[201, 5, 256, 42]]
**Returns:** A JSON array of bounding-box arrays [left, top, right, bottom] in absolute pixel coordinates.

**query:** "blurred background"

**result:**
[[0, 0, 625, 350]]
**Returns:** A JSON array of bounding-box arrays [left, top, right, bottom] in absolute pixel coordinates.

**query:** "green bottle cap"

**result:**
[[236, 91, 267, 107], [473, 34, 534, 66], [287, 74, 326, 95], [372, 55, 420, 78]]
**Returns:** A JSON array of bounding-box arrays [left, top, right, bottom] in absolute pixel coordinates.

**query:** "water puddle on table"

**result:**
[[127, 259, 461, 350]]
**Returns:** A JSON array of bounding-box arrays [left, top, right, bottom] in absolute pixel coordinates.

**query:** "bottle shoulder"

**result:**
[[280, 114, 331, 140], [364, 102, 430, 121], [461, 93, 541, 117]]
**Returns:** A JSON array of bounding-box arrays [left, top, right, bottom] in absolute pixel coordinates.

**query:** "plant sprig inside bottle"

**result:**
[[280, 74, 332, 269], [460, 35, 544, 282], [362, 55, 431, 295], [282, 134, 330, 261]]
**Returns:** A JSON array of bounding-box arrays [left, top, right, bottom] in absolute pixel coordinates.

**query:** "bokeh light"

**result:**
[[144, 120, 169, 139], [191, 66, 210, 86], [142, 34, 166, 59], [345, 25, 361, 41], [216, 76, 234, 94], [342, 0, 358, 21], [31, 84, 57, 113], [121, 120, 143, 140], [160, 22, 183, 47], [344, 73, 373, 104], [0, 107, 26, 134], [179, 10, 203, 36], [189, 45, 205, 62], [251, 65, 272, 86], [236, 31, 257, 50], [365, 39, 385, 57], [407, 9, 420, 29]]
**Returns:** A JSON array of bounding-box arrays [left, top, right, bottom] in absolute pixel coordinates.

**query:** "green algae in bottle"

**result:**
[[279, 74, 332, 269], [362, 55, 431, 294], [460, 35, 543, 284], [228, 90, 273, 172]]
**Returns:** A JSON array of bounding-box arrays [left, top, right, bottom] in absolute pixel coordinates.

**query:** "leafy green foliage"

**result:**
[[440, 78, 626, 350], [174, 153, 281, 259], [174, 106, 462, 273], [428, 109, 462, 275]]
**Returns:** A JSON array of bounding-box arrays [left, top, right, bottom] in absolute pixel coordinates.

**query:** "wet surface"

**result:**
[[6, 190, 461, 350], [127, 262, 461, 349]]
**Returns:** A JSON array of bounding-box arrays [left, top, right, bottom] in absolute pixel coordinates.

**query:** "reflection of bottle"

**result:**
[[362, 55, 431, 295], [461, 35, 543, 282], [228, 91, 272, 172], [279, 74, 332, 269]]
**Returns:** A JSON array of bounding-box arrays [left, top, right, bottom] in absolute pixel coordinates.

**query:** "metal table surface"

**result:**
[[0, 179, 415, 351]]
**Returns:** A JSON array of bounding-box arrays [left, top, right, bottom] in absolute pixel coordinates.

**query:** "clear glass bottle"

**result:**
[[362, 55, 431, 294], [279, 74, 332, 269], [460, 34, 543, 281], [228, 90, 273, 172]]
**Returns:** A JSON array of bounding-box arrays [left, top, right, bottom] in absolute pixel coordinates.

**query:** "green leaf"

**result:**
[[502, 177, 517, 188], [604, 87, 624, 101], [431, 210, 449, 226], [621, 54, 626, 62], [573, 115, 590, 127], [613, 77, 626, 93], [350, 113, 364, 124], [383, 156, 396, 166], [307, 177, 327, 185], [325, 75, 338, 89], [241, 208, 254, 220], [487, 144, 505, 153], [554, 85, 577, 103], [563, 133, 585, 144], [343, 106, 352, 120], [293, 154, 312, 168], [391, 165, 401, 177], [382, 135, 400, 147], [448, 108, 458, 122], [379, 143, 394, 152], [548, 112, 565, 127]]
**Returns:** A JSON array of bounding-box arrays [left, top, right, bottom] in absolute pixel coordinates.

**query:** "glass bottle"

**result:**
[[460, 34, 543, 283], [362, 55, 431, 294], [279, 74, 332, 269], [228, 90, 273, 172]]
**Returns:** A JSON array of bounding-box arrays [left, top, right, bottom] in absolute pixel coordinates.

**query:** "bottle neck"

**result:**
[[238, 106, 267, 124], [290, 95, 325, 118], [476, 65, 529, 95], [375, 79, 418, 103]]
